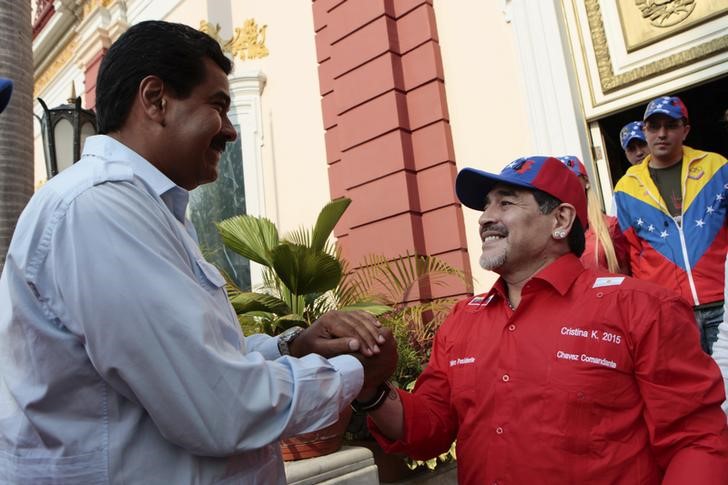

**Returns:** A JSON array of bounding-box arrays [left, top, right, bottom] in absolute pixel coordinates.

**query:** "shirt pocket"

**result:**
[[194, 257, 226, 292]]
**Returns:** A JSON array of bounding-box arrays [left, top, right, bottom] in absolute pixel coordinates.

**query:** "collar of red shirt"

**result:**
[[488, 253, 586, 304]]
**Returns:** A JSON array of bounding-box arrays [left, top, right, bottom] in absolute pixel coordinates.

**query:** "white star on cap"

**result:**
[[707, 206, 715, 214], [660, 230, 669, 238], [636, 218, 644, 226], [648, 224, 655, 232], [717, 194, 724, 201], [696, 219, 705, 227]]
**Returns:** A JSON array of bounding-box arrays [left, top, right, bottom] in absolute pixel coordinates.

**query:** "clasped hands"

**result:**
[[288, 310, 397, 399]]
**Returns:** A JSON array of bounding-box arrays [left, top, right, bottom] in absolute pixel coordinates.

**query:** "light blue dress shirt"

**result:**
[[0, 135, 363, 484]]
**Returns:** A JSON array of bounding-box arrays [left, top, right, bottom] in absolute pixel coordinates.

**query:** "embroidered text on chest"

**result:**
[[449, 357, 476, 367]]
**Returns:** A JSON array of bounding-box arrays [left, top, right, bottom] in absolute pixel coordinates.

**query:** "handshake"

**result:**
[[287, 310, 398, 401]]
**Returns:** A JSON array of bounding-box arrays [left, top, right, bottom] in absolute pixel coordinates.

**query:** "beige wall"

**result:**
[[434, 0, 533, 292], [178, 0, 331, 236]]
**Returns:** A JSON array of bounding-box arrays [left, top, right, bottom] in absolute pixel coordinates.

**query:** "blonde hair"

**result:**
[[586, 186, 620, 273]]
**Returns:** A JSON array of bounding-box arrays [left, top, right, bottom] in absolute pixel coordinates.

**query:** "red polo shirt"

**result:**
[[370, 254, 728, 484]]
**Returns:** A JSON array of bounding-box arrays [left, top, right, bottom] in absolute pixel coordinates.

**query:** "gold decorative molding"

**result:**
[[34, 37, 79, 97], [617, 0, 728, 51], [636, 0, 695, 28], [585, 0, 728, 93], [199, 19, 269, 61], [81, 0, 114, 20]]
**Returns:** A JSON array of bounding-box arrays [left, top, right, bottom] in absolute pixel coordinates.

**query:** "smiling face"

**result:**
[[161, 58, 237, 190], [644, 114, 689, 167], [478, 184, 558, 276]]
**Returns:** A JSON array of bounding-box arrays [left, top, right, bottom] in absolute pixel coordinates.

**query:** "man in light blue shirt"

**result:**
[[0, 21, 396, 484]]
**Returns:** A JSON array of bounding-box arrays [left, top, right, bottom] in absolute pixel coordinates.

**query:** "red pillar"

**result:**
[[312, 0, 472, 299]]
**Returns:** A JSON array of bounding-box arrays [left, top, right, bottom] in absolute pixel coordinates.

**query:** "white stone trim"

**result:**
[[229, 70, 267, 290], [504, 0, 592, 165]]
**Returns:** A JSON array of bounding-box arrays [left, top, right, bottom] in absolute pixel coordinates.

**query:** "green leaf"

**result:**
[[271, 243, 342, 295], [275, 314, 307, 332], [310, 198, 351, 252], [339, 302, 393, 316], [230, 292, 290, 316], [216, 215, 279, 267]]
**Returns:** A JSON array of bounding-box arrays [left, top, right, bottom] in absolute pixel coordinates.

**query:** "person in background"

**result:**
[[619, 120, 650, 165], [0, 21, 396, 484], [0, 78, 12, 113], [559, 155, 629, 274], [614, 95, 728, 354], [354, 155, 728, 484]]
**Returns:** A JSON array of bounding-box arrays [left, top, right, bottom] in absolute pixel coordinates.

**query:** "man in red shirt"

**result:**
[[352, 156, 728, 484]]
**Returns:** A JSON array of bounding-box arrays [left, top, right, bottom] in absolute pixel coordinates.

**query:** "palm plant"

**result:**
[[216, 197, 389, 335], [335, 253, 466, 389]]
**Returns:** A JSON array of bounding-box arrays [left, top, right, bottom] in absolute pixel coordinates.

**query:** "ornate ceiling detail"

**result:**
[[586, 0, 728, 93], [34, 37, 79, 97]]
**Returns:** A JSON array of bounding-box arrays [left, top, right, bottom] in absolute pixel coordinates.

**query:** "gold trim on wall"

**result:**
[[617, 0, 728, 52], [585, 0, 728, 93], [34, 37, 79, 97], [81, 0, 115, 20], [200, 19, 269, 61]]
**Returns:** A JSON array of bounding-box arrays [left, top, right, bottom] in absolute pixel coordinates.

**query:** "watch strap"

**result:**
[[350, 381, 392, 413]]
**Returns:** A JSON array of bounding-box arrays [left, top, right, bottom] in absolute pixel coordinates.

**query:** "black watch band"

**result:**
[[351, 382, 392, 413]]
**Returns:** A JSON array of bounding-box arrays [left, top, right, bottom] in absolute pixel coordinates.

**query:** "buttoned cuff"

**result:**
[[329, 354, 364, 405], [245, 333, 281, 360]]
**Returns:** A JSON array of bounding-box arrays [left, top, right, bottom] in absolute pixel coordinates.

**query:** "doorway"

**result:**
[[597, 74, 728, 188]]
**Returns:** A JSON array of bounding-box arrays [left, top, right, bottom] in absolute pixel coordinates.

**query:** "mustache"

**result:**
[[211, 137, 228, 152], [481, 223, 508, 237]]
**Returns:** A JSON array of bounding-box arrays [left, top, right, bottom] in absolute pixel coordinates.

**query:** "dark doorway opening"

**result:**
[[598, 74, 728, 187]]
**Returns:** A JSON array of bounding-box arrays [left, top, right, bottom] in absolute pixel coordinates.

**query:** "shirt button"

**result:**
[[502, 374, 510, 382], [495, 426, 504, 435], [508, 324, 516, 331]]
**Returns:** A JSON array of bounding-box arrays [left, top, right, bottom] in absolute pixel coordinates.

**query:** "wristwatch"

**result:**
[[277, 326, 304, 356], [351, 381, 392, 413]]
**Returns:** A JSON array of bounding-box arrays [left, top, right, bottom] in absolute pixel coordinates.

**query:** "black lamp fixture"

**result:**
[[38, 85, 98, 179]]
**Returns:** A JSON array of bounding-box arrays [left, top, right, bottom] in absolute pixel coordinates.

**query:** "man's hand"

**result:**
[[354, 328, 398, 399], [288, 310, 386, 358]]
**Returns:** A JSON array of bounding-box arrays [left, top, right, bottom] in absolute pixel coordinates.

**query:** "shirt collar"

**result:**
[[82, 135, 189, 223], [487, 253, 586, 303]]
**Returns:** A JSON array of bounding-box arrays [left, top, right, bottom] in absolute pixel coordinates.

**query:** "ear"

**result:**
[[138, 75, 167, 125], [682, 123, 691, 142], [551, 204, 576, 240]]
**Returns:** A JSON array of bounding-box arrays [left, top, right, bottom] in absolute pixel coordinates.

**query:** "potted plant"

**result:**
[[338, 253, 466, 482]]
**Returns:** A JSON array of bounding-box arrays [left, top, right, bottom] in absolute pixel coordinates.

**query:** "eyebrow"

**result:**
[[210, 91, 231, 109], [487, 188, 518, 200]]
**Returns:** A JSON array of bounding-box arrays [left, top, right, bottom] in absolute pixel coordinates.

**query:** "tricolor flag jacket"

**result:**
[[614, 146, 728, 306]]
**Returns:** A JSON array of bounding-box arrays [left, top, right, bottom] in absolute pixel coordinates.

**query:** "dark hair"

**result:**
[[532, 189, 586, 257], [95, 21, 232, 133]]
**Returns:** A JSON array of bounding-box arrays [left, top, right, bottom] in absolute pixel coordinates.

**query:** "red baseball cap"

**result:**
[[456, 155, 588, 229]]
